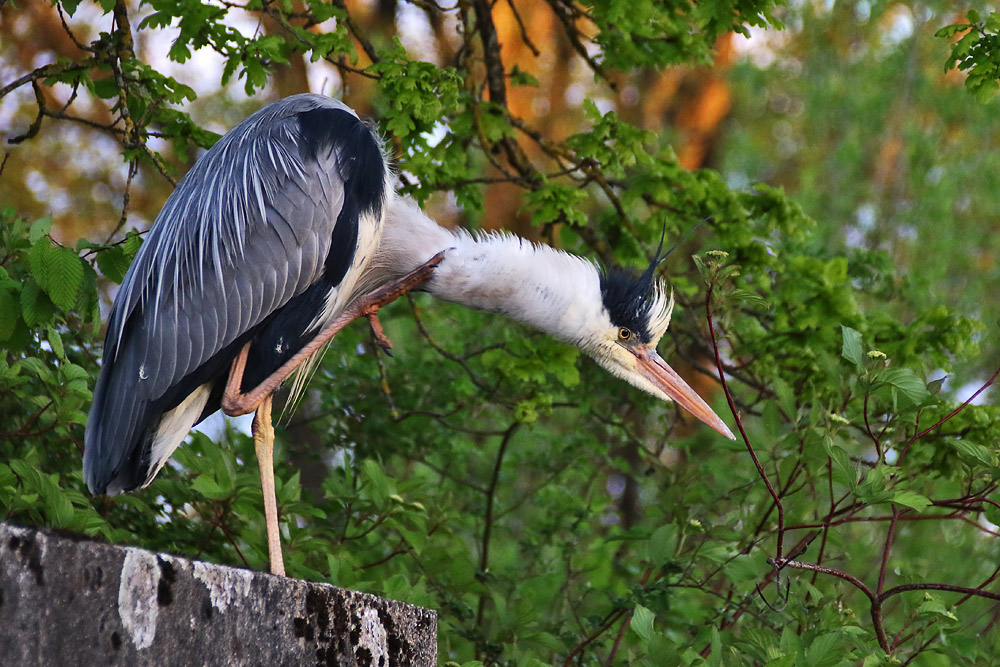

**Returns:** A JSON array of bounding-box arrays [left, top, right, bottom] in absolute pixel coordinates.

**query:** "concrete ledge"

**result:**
[[0, 523, 436, 666]]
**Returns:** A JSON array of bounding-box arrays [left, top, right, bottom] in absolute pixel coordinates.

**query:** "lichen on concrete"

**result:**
[[192, 559, 253, 613], [117, 548, 161, 650], [358, 607, 390, 667]]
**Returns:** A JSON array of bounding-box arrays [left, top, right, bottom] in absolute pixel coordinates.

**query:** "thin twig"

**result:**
[[767, 558, 874, 600], [57, 2, 94, 53], [104, 159, 138, 244], [502, 0, 540, 56], [475, 422, 520, 630], [877, 506, 899, 595], [706, 284, 785, 558], [605, 609, 633, 665], [898, 364, 1000, 463], [882, 582, 1000, 603]]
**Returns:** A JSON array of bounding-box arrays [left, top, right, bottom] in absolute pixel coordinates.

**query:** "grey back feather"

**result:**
[[109, 95, 356, 358], [86, 94, 363, 492]]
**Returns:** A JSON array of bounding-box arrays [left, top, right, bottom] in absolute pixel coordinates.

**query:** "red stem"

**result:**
[[877, 507, 899, 595], [897, 364, 1000, 464], [881, 582, 1000, 603], [863, 392, 881, 460], [706, 284, 785, 557]]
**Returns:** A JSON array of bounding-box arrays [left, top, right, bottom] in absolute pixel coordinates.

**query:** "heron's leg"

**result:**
[[222, 250, 445, 417], [253, 394, 285, 576]]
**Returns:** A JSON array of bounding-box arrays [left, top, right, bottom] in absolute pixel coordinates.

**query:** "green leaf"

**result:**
[[46, 327, 65, 360], [20, 280, 55, 327], [647, 523, 678, 564], [60, 0, 86, 14], [916, 597, 958, 623], [43, 246, 84, 310], [61, 362, 89, 382], [803, 632, 845, 667], [890, 490, 932, 512], [96, 246, 131, 284], [841, 326, 863, 367], [631, 604, 655, 642], [708, 626, 722, 667], [191, 474, 229, 500], [985, 500, 1000, 527], [361, 459, 391, 507], [19, 356, 53, 383], [822, 257, 847, 285], [779, 625, 801, 655], [855, 465, 892, 505], [875, 368, 932, 407], [522, 183, 589, 227], [934, 25, 968, 39], [0, 287, 18, 341], [0, 463, 15, 487], [729, 289, 769, 310], [949, 439, 998, 467], [509, 65, 538, 87], [44, 485, 75, 527], [772, 376, 797, 419], [395, 524, 427, 553], [822, 437, 857, 488], [91, 76, 120, 99], [122, 230, 143, 257], [30, 239, 53, 286], [29, 216, 52, 244], [724, 554, 760, 584]]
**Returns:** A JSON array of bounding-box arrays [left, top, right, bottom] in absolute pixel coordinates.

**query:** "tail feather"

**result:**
[[84, 342, 156, 494]]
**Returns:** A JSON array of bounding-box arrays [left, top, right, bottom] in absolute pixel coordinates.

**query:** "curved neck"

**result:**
[[369, 197, 605, 346]]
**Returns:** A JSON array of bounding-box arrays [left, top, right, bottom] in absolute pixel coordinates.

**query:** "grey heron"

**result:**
[[84, 94, 734, 576]]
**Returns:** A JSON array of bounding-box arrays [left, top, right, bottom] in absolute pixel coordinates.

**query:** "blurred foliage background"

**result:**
[[2, 1, 1000, 664]]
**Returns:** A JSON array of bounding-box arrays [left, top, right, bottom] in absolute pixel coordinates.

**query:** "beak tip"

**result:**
[[636, 349, 738, 442], [712, 420, 736, 441]]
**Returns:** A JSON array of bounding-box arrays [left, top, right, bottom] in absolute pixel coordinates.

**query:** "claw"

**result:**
[[364, 310, 394, 351]]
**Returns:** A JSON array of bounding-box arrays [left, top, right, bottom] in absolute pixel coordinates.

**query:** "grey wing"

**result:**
[[84, 95, 387, 494]]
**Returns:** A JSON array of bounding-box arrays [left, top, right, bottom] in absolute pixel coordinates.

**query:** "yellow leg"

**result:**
[[253, 394, 285, 576]]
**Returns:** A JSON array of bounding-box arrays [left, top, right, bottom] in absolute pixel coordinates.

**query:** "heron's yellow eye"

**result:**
[[618, 327, 632, 341]]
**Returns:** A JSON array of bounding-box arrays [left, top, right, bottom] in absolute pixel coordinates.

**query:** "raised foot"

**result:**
[[220, 251, 446, 417], [357, 250, 446, 352], [365, 310, 393, 353]]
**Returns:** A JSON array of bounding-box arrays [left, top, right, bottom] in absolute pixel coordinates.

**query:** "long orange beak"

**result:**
[[635, 348, 735, 440]]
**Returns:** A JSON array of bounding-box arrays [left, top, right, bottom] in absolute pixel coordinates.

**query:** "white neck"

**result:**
[[366, 197, 608, 346]]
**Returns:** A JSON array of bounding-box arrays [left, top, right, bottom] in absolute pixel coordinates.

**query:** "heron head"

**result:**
[[581, 259, 735, 440]]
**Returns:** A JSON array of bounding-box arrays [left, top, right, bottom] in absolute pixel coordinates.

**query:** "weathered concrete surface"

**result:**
[[0, 523, 436, 666]]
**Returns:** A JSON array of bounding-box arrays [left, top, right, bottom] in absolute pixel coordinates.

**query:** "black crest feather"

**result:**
[[599, 235, 666, 345]]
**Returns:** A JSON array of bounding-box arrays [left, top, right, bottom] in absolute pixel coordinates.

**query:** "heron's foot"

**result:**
[[222, 252, 445, 417], [222, 342, 257, 417], [352, 251, 446, 354], [364, 309, 394, 353]]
